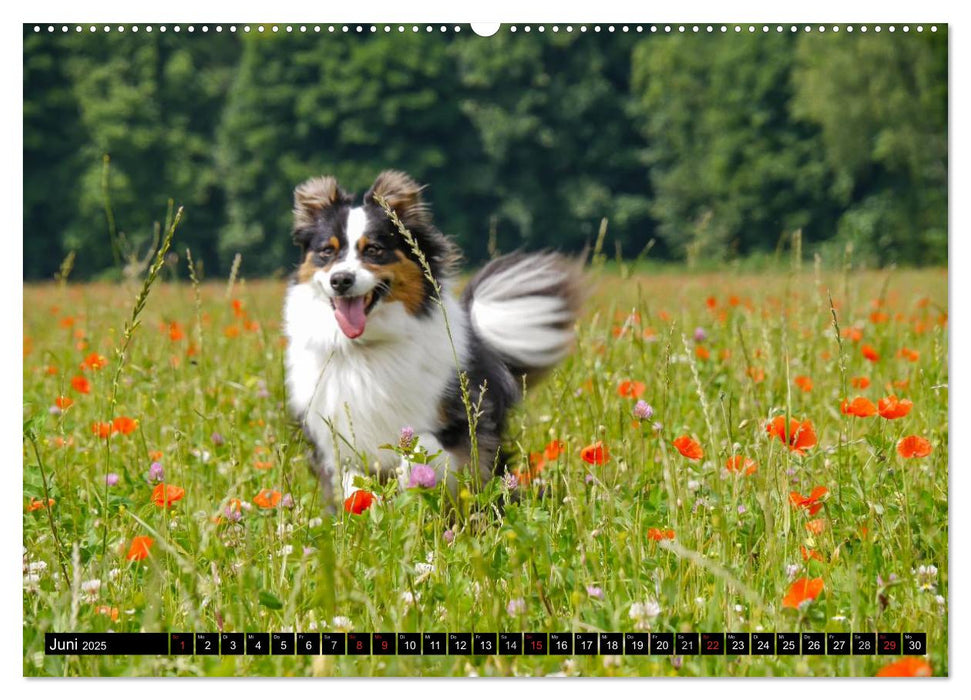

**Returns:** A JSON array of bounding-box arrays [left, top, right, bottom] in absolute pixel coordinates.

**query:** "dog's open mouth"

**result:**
[[331, 291, 380, 339]]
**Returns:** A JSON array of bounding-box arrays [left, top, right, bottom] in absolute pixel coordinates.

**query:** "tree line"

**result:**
[[23, 26, 947, 280]]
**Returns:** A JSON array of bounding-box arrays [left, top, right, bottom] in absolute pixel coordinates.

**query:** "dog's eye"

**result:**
[[318, 245, 336, 259], [363, 244, 383, 258]]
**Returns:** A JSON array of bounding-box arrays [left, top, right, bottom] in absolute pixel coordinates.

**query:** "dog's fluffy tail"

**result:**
[[462, 252, 584, 381]]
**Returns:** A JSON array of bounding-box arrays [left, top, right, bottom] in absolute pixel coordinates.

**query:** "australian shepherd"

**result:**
[[283, 170, 582, 510]]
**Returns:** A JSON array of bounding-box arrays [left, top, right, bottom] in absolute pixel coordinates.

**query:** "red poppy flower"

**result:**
[[112, 416, 138, 435], [543, 440, 565, 461], [782, 577, 824, 609], [224, 326, 240, 339], [647, 528, 675, 541], [695, 346, 710, 361], [897, 435, 933, 459], [91, 422, 113, 439], [877, 395, 913, 420], [766, 416, 817, 456], [747, 367, 765, 383], [840, 396, 877, 418], [232, 299, 245, 318], [71, 375, 91, 394], [794, 375, 813, 392], [861, 344, 880, 362], [26, 497, 55, 512], [80, 352, 108, 371], [875, 658, 932, 677], [850, 376, 870, 389], [168, 322, 185, 342], [126, 536, 154, 561], [725, 455, 757, 475], [842, 327, 863, 343], [151, 483, 185, 507], [673, 435, 704, 461], [789, 486, 828, 516], [897, 347, 920, 362], [580, 441, 610, 465], [800, 545, 825, 563], [254, 489, 283, 509], [805, 518, 827, 535], [54, 396, 74, 410], [344, 490, 374, 514], [617, 380, 646, 399]]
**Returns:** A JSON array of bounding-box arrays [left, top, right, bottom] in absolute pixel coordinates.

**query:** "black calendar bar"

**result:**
[[40, 631, 929, 656], [44, 633, 169, 655]]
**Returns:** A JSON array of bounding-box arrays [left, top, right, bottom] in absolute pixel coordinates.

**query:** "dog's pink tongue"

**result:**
[[333, 296, 367, 338]]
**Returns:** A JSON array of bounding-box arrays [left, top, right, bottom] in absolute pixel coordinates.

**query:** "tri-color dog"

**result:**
[[283, 170, 582, 509]]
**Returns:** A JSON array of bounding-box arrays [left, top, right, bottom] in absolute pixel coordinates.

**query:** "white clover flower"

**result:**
[[308, 517, 323, 529], [27, 561, 48, 574], [23, 573, 41, 592], [629, 599, 662, 630], [786, 564, 800, 580], [81, 579, 102, 602], [331, 616, 352, 632], [277, 544, 294, 557]]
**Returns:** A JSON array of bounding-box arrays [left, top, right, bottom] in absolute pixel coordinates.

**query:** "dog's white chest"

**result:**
[[283, 283, 464, 476]]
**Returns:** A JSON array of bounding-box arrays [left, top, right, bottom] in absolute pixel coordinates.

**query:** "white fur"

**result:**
[[469, 255, 575, 369], [319, 207, 378, 297], [284, 276, 468, 507]]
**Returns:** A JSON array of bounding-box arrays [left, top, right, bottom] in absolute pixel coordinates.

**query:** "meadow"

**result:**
[[22, 261, 948, 677]]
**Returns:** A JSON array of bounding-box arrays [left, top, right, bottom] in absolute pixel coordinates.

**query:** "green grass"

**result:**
[[22, 265, 948, 677]]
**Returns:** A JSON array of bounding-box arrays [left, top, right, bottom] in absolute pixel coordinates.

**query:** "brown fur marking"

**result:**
[[366, 170, 431, 228], [295, 237, 340, 284], [293, 176, 342, 229], [364, 251, 426, 315]]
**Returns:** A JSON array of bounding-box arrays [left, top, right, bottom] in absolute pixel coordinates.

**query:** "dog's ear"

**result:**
[[365, 170, 430, 229], [292, 176, 347, 248]]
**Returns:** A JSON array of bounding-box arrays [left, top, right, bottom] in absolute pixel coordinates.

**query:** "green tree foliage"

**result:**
[[791, 30, 947, 265], [22, 26, 947, 279], [630, 33, 837, 261]]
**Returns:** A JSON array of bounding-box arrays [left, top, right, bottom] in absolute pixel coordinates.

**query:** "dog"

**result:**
[[283, 170, 582, 511]]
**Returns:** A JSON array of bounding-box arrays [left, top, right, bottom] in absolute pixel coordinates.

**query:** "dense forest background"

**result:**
[[23, 25, 947, 280]]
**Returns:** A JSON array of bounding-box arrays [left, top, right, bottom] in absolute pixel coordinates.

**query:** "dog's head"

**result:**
[[291, 170, 460, 339]]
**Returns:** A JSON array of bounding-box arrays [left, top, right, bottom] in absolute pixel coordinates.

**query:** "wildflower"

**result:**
[[255, 489, 283, 509], [112, 416, 138, 435], [725, 455, 757, 475], [343, 490, 373, 514], [842, 327, 863, 342], [897, 435, 933, 459], [633, 400, 654, 420], [805, 518, 827, 535], [794, 375, 813, 392], [168, 322, 185, 342], [80, 353, 108, 371], [694, 345, 710, 361], [766, 416, 817, 456], [840, 396, 877, 418], [916, 564, 938, 592], [800, 545, 825, 563], [782, 577, 824, 609], [398, 426, 415, 449], [223, 326, 240, 339], [861, 344, 880, 362], [151, 483, 185, 508], [148, 462, 164, 483], [785, 564, 801, 580], [617, 380, 646, 399], [673, 435, 704, 461], [126, 536, 154, 562], [443, 529, 455, 545], [543, 440, 565, 461], [580, 441, 610, 465], [877, 395, 913, 420], [789, 486, 828, 516], [502, 472, 519, 491], [875, 658, 932, 677], [693, 327, 707, 342], [586, 585, 604, 599], [95, 605, 120, 622], [91, 422, 113, 439], [81, 578, 102, 602], [281, 493, 295, 508], [506, 598, 526, 616], [647, 528, 675, 542], [26, 497, 55, 512], [223, 505, 243, 522], [54, 396, 74, 410], [105, 473, 119, 486], [211, 432, 225, 446], [737, 504, 747, 515], [747, 366, 765, 383], [850, 376, 871, 389], [331, 616, 352, 632], [629, 600, 661, 630], [407, 464, 438, 489], [897, 347, 920, 362]]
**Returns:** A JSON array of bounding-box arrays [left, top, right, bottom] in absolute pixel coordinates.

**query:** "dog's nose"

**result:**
[[330, 271, 355, 294]]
